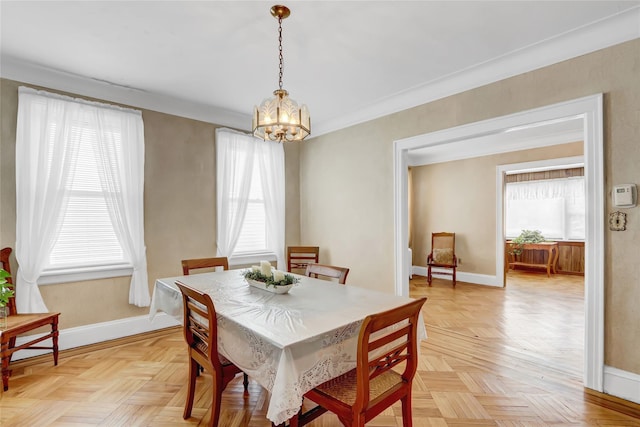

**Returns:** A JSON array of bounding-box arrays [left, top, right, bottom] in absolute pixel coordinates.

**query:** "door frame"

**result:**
[[393, 94, 604, 392]]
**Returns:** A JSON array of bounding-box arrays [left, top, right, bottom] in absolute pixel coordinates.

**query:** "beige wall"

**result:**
[[411, 142, 583, 275], [300, 39, 640, 373], [0, 78, 301, 329]]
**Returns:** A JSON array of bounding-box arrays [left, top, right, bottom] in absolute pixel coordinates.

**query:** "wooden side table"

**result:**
[[506, 241, 559, 277]]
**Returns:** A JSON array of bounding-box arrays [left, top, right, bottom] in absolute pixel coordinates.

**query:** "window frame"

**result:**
[[16, 88, 144, 286], [505, 175, 586, 242], [215, 128, 285, 269]]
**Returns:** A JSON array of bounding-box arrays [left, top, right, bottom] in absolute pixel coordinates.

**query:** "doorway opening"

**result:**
[[393, 94, 604, 392]]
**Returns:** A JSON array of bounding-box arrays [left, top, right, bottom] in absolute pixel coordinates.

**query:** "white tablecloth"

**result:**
[[149, 270, 426, 425]]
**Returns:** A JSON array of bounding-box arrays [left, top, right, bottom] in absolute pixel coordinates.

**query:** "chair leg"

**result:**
[[427, 266, 432, 286], [452, 267, 456, 288], [52, 319, 59, 365], [1, 353, 9, 392], [243, 372, 249, 397], [210, 376, 223, 427], [288, 414, 299, 427], [401, 393, 413, 427], [7, 336, 16, 364], [183, 357, 198, 419]]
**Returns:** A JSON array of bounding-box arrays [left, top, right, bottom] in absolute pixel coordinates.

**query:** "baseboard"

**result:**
[[412, 266, 501, 287], [12, 312, 180, 361], [604, 365, 640, 405]]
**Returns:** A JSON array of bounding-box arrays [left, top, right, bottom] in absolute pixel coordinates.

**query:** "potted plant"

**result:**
[[0, 268, 13, 328], [508, 229, 546, 256]]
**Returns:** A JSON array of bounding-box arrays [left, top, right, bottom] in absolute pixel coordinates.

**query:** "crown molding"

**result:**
[[0, 56, 249, 130]]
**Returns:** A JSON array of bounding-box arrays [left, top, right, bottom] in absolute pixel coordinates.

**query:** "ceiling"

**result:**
[[1, 1, 639, 138]]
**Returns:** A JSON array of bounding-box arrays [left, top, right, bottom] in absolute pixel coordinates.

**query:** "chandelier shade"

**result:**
[[252, 5, 311, 143]]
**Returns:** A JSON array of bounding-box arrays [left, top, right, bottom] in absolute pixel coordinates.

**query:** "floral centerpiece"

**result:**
[[242, 261, 299, 294]]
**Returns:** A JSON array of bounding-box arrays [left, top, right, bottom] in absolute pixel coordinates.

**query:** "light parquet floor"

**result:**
[[1, 271, 639, 426]]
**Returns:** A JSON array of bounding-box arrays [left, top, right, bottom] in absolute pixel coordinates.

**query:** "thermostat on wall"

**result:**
[[612, 184, 637, 208]]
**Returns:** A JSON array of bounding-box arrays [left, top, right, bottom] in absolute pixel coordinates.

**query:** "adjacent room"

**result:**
[[0, 2, 639, 426]]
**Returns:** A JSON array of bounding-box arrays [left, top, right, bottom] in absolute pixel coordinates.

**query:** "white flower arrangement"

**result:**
[[242, 260, 299, 288]]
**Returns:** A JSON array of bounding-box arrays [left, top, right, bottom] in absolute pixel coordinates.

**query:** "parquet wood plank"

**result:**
[[48, 401, 120, 425]]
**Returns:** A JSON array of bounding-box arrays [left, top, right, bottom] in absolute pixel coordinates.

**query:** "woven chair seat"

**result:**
[[315, 368, 403, 405]]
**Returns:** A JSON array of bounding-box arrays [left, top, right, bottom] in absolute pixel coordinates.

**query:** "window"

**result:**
[[233, 167, 268, 253], [505, 176, 585, 240], [47, 123, 126, 269], [216, 128, 285, 268], [15, 87, 149, 311]]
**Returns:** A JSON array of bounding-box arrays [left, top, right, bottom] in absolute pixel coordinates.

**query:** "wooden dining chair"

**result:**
[[0, 247, 60, 391], [426, 232, 457, 287], [181, 256, 229, 275], [176, 280, 249, 427], [287, 246, 319, 273], [291, 297, 426, 427], [305, 263, 350, 285], [180, 256, 249, 387]]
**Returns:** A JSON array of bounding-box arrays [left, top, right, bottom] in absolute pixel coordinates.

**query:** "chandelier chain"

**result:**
[[278, 16, 284, 90]]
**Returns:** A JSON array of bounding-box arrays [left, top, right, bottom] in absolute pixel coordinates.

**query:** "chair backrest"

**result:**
[[175, 280, 223, 371], [0, 247, 17, 315], [287, 246, 319, 272], [181, 257, 229, 275], [430, 232, 456, 265], [305, 263, 350, 285], [355, 297, 426, 410]]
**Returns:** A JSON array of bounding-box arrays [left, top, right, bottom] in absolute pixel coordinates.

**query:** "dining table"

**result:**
[[149, 269, 427, 426]]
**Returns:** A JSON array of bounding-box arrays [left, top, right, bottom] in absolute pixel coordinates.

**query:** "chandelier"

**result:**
[[253, 5, 311, 142]]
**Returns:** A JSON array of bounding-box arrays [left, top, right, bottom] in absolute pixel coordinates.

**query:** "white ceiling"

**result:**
[[1, 1, 639, 137]]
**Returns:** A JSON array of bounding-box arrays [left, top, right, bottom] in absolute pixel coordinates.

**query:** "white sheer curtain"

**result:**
[[15, 87, 149, 312], [256, 139, 286, 269], [505, 177, 585, 240], [93, 103, 149, 307], [216, 129, 257, 260], [15, 89, 78, 312], [216, 128, 285, 268]]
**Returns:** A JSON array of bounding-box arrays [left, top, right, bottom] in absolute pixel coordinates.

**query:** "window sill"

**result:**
[[39, 265, 133, 285], [229, 252, 277, 268]]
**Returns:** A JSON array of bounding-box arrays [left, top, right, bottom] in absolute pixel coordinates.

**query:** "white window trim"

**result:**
[[229, 251, 277, 268], [38, 265, 134, 285]]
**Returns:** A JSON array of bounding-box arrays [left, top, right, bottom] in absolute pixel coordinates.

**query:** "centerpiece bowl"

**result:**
[[242, 261, 299, 294], [245, 278, 294, 294]]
